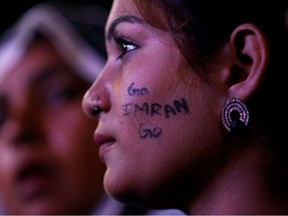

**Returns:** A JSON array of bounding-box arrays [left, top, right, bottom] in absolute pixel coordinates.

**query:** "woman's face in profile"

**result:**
[[0, 40, 105, 214], [84, 0, 224, 206]]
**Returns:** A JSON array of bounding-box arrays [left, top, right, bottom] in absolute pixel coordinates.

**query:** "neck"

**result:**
[[188, 139, 288, 215]]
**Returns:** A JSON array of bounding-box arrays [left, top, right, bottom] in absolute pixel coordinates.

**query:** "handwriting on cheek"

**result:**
[[139, 123, 162, 139], [124, 82, 189, 139], [122, 98, 189, 118], [128, 82, 148, 96]]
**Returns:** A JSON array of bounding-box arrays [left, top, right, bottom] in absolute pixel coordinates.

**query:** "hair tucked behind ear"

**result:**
[[133, 0, 288, 162], [134, 0, 288, 74]]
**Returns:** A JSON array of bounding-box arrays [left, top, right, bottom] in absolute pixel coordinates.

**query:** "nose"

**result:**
[[82, 78, 111, 119]]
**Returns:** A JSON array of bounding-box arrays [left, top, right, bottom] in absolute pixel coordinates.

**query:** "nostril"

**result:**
[[82, 94, 102, 119], [4, 119, 42, 146], [15, 129, 41, 145], [92, 106, 102, 116], [82, 91, 95, 118], [82, 82, 111, 118]]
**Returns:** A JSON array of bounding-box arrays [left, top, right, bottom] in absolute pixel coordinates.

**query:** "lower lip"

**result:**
[[99, 142, 114, 160], [17, 175, 54, 201]]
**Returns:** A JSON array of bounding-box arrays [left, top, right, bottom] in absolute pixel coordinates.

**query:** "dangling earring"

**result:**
[[221, 98, 249, 134]]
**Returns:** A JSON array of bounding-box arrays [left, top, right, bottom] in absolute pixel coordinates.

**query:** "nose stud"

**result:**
[[92, 105, 101, 116]]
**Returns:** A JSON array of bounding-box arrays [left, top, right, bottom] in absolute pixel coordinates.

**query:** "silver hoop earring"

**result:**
[[221, 98, 249, 133]]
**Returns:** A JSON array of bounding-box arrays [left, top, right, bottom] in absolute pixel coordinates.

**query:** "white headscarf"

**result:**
[[0, 3, 106, 83]]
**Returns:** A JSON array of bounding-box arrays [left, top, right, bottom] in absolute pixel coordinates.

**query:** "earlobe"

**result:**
[[227, 24, 269, 101]]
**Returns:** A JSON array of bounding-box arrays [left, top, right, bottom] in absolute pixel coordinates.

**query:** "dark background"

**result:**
[[0, 0, 113, 35]]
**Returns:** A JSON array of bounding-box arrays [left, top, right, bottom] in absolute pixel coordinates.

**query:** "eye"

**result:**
[[0, 97, 8, 129], [0, 110, 6, 128], [42, 85, 83, 108], [115, 37, 139, 59]]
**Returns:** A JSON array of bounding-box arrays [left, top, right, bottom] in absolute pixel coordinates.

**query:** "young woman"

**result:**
[[0, 2, 182, 215], [83, 0, 288, 214]]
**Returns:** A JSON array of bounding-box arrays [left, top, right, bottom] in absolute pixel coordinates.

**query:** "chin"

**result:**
[[20, 204, 62, 215], [103, 169, 138, 205], [104, 170, 160, 209]]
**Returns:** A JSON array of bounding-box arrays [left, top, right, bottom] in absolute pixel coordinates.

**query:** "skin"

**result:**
[[83, 0, 225, 209], [83, 0, 288, 214], [0, 39, 106, 214]]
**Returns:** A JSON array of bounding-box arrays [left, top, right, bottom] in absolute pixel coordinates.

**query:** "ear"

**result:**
[[227, 23, 269, 101]]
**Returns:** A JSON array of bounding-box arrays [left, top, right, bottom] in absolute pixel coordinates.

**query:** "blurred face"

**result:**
[[0, 39, 105, 214], [83, 0, 225, 209]]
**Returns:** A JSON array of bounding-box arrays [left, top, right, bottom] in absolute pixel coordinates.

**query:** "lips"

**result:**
[[15, 157, 57, 201], [94, 133, 115, 159]]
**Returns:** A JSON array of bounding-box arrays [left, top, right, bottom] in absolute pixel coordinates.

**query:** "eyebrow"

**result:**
[[29, 66, 66, 85], [107, 15, 144, 41], [0, 67, 65, 107]]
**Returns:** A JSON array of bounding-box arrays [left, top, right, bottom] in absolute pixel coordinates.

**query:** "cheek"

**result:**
[[0, 147, 15, 193], [47, 108, 97, 156], [113, 90, 193, 165], [113, 66, 193, 149], [116, 75, 220, 159], [47, 113, 101, 185], [0, 146, 14, 175]]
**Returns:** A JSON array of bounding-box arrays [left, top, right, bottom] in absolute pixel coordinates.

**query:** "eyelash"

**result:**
[[115, 37, 139, 59]]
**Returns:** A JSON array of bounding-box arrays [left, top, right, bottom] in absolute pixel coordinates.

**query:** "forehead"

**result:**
[[0, 40, 67, 88], [111, 0, 139, 16], [106, 0, 140, 30]]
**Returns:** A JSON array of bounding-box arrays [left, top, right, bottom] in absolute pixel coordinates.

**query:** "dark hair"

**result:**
[[134, 0, 288, 75], [133, 0, 288, 162], [47, 1, 109, 58]]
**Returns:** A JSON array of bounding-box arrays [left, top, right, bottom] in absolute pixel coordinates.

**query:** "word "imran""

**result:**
[[123, 98, 189, 118]]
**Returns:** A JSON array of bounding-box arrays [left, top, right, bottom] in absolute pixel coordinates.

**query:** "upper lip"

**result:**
[[94, 133, 115, 146], [12, 152, 58, 200], [14, 152, 56, 185], [17, 160, 53, 183]]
